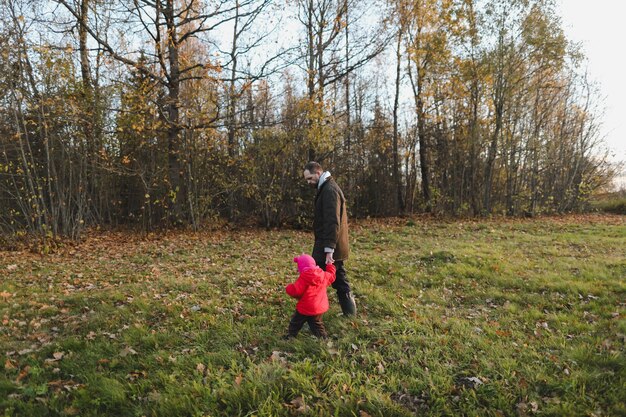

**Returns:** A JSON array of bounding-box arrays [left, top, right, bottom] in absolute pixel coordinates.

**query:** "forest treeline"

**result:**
[[0, 0, 617, 240]]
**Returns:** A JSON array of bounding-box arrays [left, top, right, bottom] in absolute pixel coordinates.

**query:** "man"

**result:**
[[303, 161, 357, 316]]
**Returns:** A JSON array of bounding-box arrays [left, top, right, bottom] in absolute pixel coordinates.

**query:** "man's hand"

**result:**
[[325, 252, 335, 264]]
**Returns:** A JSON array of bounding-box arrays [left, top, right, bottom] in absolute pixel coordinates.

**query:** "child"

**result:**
[[285, 254, 336, 338]]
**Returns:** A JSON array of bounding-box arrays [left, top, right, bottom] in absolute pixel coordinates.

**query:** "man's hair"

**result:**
[[304, 161, 323, 174]]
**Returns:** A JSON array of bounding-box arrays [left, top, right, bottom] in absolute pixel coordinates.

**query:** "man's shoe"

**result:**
[[338, 291, 357, 316]]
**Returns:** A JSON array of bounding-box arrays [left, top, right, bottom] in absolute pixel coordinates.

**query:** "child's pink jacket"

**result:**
[[286, 264, 336, 316]]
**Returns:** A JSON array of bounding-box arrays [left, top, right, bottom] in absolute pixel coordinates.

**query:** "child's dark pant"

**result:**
[[288, 311, 328, 338]]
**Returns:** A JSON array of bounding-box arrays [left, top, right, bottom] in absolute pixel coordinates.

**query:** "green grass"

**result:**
[[1, 215, 625, 416]]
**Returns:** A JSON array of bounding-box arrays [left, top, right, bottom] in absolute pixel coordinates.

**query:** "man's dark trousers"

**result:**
[[311, 251, 350, 294]]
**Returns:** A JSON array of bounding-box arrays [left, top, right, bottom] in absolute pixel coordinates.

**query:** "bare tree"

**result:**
[[404, 0, 452, 211], [296, 0, 389, 159], [56, 0, 247, 223]]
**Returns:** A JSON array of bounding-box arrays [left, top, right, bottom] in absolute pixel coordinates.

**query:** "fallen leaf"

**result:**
[[126, 370, 147, 381], [376, 362, 385, 374], [270, 351, 287, 365], [119, 347, 137, 357], [289, 396, 309, 412], [290, 397, 304, 407], [63, 407, 80, 416], [4, 359, 16, 370], [6, 264, 17, 271], [47, 379, 68, 390], [543, 397, 561, 405], [16, 366, 30, 382], [457, 376, 484, 389], [148, 391, 161, 402]]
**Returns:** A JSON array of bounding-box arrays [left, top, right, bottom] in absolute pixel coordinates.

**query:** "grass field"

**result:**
[[1, 215, 625, 416]]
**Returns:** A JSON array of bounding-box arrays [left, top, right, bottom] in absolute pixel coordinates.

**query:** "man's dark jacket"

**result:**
[[313, 177, 350, 261]]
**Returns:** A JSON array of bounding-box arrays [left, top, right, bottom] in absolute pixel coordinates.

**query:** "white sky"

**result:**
[[558, 0, 626, 186]]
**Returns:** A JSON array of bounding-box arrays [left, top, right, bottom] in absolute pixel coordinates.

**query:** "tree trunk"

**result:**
[[484, 82, 503, 214], [227, 0, 240, 158], [165, 0, 184, 223], [416, 75, 431, 210], [392, 29, 405, 214]]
